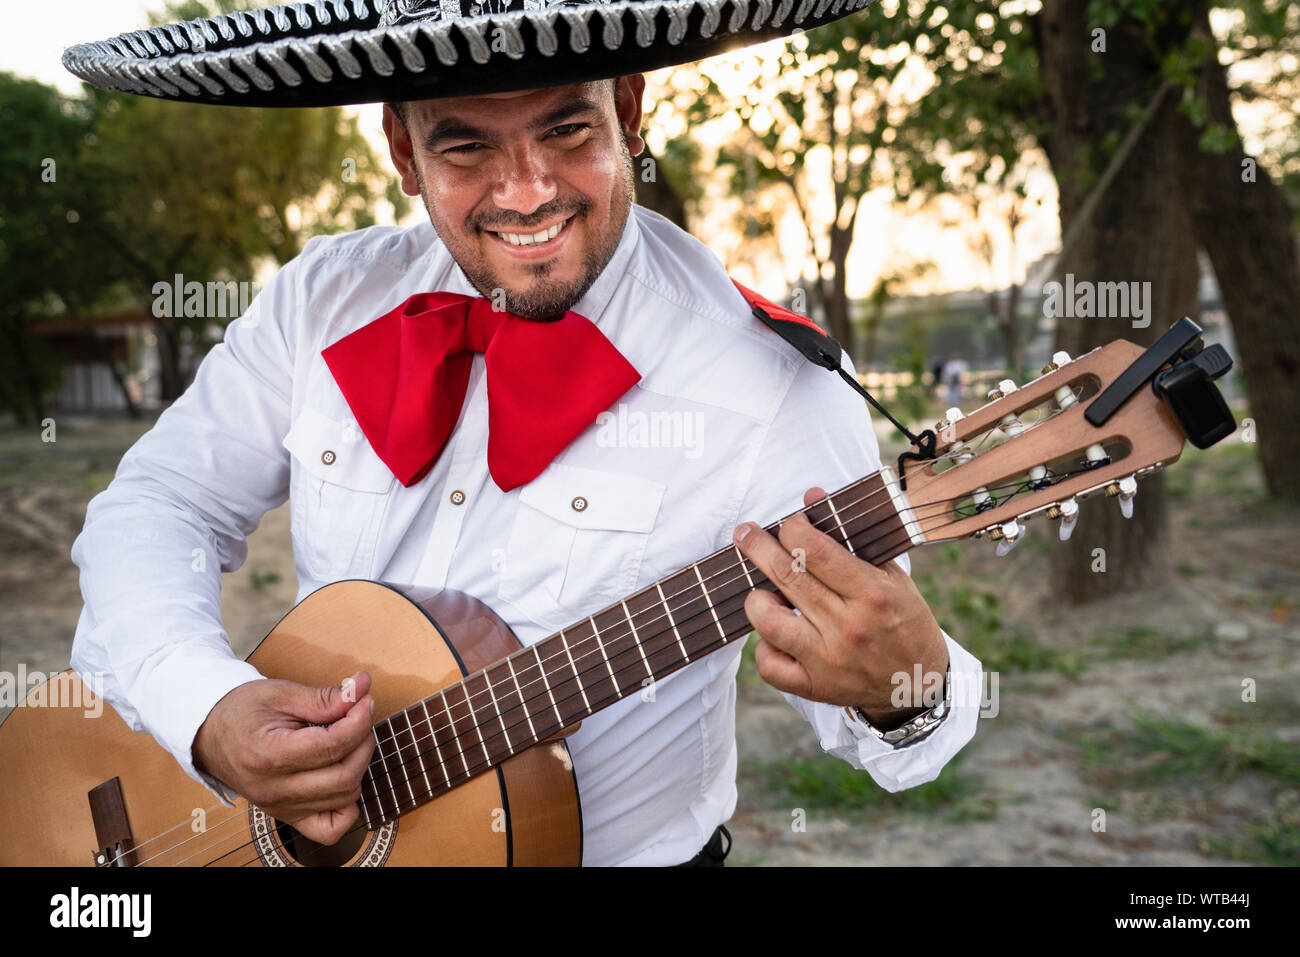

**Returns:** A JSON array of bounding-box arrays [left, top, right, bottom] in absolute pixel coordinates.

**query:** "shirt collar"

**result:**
[[436, 206, 641, 331]]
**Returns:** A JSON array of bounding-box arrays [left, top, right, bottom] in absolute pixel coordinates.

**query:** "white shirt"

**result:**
[[70, 203, 984, 866]]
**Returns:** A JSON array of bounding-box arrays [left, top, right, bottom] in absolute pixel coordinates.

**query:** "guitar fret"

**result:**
[[420, 698, 450, 788], [622, 600, 654, 680], [590, 615, 619, 691], [441, 691, 471, 777], [534, 644, 564, 728], [655, 581, 689, 662], [693, 564, 727, 641], [824, 496, 855, 554], [402, 710, 431, 801], [505, 655, 537, 740], [481, 669, 514, 755], [372, 723, 400, 820], [734, 545, 756, 587], [461, 680, 493, 766], [558, 630, 591, 712]]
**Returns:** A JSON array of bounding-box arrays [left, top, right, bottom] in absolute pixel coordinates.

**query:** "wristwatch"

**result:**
[[843, 663, 952, 749]]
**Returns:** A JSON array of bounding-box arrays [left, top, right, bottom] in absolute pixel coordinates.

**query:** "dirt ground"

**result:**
[[1, 406, 1296, 866]]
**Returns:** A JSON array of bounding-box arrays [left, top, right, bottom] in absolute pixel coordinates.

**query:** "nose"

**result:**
[[490, 143, 557, 221]]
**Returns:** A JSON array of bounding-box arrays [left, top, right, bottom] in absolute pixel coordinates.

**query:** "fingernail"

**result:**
[[733, 523, 752, 544]]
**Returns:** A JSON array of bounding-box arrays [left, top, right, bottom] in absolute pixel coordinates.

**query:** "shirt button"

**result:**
[[450, 489, 466, 505], [321, 450, 336, 465], [571, 496, 587, 512]]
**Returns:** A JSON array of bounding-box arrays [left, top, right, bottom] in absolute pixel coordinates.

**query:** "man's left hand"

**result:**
[[733, 486, 949, 728]]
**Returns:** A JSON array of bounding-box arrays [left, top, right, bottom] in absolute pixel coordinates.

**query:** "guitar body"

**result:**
[[0, 581, 582, 866]]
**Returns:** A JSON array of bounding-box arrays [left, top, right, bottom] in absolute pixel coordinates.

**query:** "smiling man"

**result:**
[[64, 0, 982, 866], [382, 78, 635, 321]]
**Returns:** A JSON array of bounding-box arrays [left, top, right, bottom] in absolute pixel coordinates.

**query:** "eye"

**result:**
[[550, 123, 589, 138], [444, 142, 482, 155]]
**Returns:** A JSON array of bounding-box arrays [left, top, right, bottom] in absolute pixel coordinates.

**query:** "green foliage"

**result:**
[[915, 555, 1087, 678], [1081, 710, 1300, 787], [1204, 793, 1300, 866], [1088, 624, 1210, 660], [0, 72, 111, 422], [754, 746, 994, 821], [0, 0, 408, 415]]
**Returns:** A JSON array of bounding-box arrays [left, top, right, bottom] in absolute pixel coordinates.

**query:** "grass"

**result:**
[[1203, 793, 1300, 866], [1076, 709, 1300, 864], [751, 747, 996, 823], [248, 569, 282, 591], [1079, 710, 1300, 788], [1087, 624, 1210, 661]]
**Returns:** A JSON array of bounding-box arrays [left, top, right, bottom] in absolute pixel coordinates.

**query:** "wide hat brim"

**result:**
[[61, 0, 877, 109]]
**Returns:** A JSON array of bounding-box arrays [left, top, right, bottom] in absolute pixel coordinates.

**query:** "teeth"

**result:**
[[497, 218, 567, 247]]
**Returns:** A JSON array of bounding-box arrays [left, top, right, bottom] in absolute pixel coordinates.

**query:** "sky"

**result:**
[[2, 0, 1061, 298]]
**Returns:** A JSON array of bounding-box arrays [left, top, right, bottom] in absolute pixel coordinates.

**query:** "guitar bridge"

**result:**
[[89, 777, 137, 867]]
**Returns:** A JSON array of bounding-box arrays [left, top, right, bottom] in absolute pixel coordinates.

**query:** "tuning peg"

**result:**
[[1047, 498, 1079, 541], [1106, 475, 1138, 519], [988, 519, 1023, 556], [935, 407, 964, 441], [1041, 350, 1073, 375], [987, 378, 1019, 402]]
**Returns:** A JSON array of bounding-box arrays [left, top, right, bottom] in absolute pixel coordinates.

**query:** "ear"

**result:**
[[614, 75, 647, 157], [382, 103, 421, 197]]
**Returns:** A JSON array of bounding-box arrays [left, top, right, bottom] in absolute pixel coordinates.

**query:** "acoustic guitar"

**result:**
[[0, 335, 1223, 865]]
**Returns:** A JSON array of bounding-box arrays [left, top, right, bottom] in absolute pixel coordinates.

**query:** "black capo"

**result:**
[[1086, 317, 1236, 449]]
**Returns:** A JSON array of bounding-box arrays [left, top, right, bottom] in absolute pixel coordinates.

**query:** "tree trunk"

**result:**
[[826, 223, 855, 357], [154, 318, 182, 404], [633, 143, 689, 232], [1175, 2, 1300, 502], [1035, 0, 1199, 603]]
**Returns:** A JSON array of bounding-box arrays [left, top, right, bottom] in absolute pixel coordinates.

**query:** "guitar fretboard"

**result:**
[[359, 467, 916, 826]]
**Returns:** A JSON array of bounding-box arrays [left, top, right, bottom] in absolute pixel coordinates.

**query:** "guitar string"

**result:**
[[149, 476, 989, 868], [127, 389, 1084, 867], [342, 467, 1078, 821], [200, 458, 1092, 869], [248, 463, 1096, 869], [139, 472, 918, 867], [123, 385, 1088, 866], [337, 386, 1087, 818], [350, 389, 1075, 795]]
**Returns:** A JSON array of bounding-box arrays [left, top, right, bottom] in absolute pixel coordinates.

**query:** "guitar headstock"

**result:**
[[900, 339, 1204, 550]]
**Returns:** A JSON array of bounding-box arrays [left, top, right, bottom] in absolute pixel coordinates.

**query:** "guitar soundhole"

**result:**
[[273, 819, 367, 867], [247, 805, 397, 867]]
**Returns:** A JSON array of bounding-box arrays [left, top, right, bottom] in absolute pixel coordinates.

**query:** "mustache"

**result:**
[[476, 199, 592, 233]]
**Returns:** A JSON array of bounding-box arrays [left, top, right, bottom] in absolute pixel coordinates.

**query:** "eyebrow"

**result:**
[[422, 96, 603, 152]]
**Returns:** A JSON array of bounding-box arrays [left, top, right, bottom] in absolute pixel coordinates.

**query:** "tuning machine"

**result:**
[[1106, 475, 1138, 519], [988, 519, 1023, 557], [1046, 497, 1079, 541]]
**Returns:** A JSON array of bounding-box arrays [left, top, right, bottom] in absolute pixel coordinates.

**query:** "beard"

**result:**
[[414, 135, 636, 322]]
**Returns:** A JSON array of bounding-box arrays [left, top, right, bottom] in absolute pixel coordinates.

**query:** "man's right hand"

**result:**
[[192, 670, 376, 846]]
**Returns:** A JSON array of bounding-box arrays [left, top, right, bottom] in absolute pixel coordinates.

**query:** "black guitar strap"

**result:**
[[730, 279, 939, 489]]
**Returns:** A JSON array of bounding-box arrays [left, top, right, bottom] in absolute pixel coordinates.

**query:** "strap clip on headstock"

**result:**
[[1084, 316, 1236, 449]]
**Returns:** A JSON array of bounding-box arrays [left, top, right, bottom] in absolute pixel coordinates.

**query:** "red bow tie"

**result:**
[[321, 292, 641, 492]]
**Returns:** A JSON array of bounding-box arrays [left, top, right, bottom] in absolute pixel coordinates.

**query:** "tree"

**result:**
[[668, 7, 932, 354], [1168, 0, 1300, 502], [48, 0, 411, 402], [0, 73, 126, 424], [896, 0, 1299, 601]]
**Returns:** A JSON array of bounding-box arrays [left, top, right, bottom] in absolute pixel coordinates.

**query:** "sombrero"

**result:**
[[61, 0, 880, 109]]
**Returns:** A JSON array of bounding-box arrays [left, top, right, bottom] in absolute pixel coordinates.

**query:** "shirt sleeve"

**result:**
[[733, 346, 984, 792], [69, 243, 315, 804]]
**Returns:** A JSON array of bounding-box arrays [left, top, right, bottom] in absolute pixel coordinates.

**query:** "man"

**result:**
[[66, 0, 982, 866]]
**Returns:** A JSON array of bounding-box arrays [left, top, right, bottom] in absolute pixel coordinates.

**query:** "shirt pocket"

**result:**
[[282, 408, 396, 582], [497, 463, 666, 633]]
